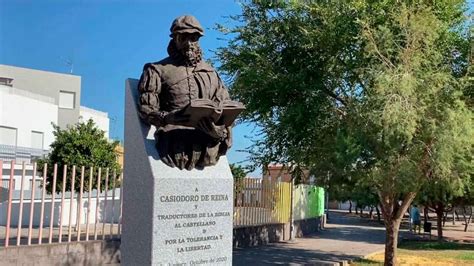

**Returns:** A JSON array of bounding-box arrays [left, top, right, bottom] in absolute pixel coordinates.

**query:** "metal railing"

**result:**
[[233, 177, 292, 227], [0, 160, 123, 247], [1, 160, 322, 248], [0, 145, 49, 164]]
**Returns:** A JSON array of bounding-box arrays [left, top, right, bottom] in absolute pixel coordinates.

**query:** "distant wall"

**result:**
[[293, 185, 325, 221], [233, 223, 288, 248], [0, 85, 57, 149], [294, 217, 322, 238], [0, 64, 81, 129], [233, 217, 321, 247]]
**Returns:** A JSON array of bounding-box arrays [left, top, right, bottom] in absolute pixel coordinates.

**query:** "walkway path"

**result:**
[[233, 210, 387, 265]]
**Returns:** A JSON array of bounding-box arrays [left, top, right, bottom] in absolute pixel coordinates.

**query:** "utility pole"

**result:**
[[325, 171, 330, 221], [289, 176, 295, 241]]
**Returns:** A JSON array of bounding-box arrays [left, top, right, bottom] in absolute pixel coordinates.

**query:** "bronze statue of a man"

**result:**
[[138, 15, 239, 170]]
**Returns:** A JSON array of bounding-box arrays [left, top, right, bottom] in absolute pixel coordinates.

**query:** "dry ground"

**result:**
[[353, 241, 474, 266]]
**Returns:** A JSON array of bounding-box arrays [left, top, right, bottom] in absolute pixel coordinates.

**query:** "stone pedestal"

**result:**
[[122, 79, 233, 265]]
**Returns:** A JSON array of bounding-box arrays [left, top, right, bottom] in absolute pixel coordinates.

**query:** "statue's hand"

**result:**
[[148, 111, 167, 127], [197, 118, 227, 140], [163, 110, 190, 125]]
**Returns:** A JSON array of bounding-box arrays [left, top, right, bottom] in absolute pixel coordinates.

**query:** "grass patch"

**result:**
[[399, 241, 474, 250], [457, 253, 474, 261], [352, 258, 382, 265], [352, 241, 474, 265]]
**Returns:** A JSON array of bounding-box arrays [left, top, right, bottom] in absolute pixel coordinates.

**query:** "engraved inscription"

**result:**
[[157, 186, 232, 265]]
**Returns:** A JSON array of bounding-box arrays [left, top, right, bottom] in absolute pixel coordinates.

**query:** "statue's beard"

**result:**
[[179, 43, 202, 67]]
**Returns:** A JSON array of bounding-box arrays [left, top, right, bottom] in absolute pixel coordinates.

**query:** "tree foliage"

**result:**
[[230, 163, 247, 195], [218, 1, 472, 265], [230, 163, 247, 180], [39, 119, 121, 194], [417, 147, 473, 239]]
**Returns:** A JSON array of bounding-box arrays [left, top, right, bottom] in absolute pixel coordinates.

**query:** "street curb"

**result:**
[[329, 249, 385, 266], [361, 249, 385, 260], [333, 249, 385, 266], [339, 260, 350, 266]]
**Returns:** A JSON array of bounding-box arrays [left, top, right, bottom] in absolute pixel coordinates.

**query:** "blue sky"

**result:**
[[0, 0, 260, 175]]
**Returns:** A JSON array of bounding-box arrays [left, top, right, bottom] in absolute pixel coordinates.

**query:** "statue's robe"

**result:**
[[138, 55, 232, 170]]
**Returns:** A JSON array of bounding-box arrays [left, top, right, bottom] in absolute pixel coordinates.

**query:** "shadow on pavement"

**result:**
[[325, 211, 385, 227], [233, 211, 387, 265], [312, 211, 386, 245], [233, 244, 358, 266], [303, 226, 386, 245]]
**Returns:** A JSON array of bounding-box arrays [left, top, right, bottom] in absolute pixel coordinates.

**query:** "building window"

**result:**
[[30, 179, 42, 190], [59, 91, 75, 109], [1, 179, 15, 190], [0, 77, 14, 87], [31, 131, 44, 149], [0, 126, 17, 146]]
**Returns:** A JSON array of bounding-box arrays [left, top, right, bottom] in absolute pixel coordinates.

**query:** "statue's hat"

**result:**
[[170, 15, 204, 37]]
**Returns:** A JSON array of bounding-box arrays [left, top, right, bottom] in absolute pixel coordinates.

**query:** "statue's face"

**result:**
[[174, 33, 201, 51]]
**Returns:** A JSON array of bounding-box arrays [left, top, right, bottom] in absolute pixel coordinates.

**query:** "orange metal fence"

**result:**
[[0, 160, 122, 247], [1, 161, 297, 248]]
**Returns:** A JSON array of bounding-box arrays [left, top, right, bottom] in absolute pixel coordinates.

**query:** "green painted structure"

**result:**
[[293, 185, 325, 220]]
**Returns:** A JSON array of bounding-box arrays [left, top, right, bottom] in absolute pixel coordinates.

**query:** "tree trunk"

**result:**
[[442, 211, 447, 227], [349, 200, 352, 214], [424, 206, 429, 223], [379, 191, 416, 266], [464, 214, 471, 232], [355, 206, 359, 214], [452, 209, 456, 225], [463, 206, 472, 232], [376, 205, 381, 222], [289, 178, 295, 239], [369, 207, 374, 219], [384, 219, 401, 266], [435, 206, 444, 241]]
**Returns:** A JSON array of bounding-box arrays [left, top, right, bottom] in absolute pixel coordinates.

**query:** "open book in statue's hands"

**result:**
[[180, 99, 245, 127]]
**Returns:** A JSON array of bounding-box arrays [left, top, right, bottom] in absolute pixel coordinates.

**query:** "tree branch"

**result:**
[[395, 192, 417, 221], [362, 24, 396, 69], [322, 88, 348, 107]]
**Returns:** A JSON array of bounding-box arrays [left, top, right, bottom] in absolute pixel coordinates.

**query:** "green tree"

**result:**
[[353, 183, 380, 218], [39, 119, 121, 194], [217, 1, 472, 265], [230, 163, 247, 202], [329, 182, 356, 213], [417, 148, 473, 240], [453, 177, 474, 232], [230, 163, 247, 180], [418, 180, 463, 239]]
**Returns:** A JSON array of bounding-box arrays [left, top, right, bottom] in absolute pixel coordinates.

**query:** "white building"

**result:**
[[0, 84, 57, 161], [0, 65, 117, 228], [79, 106, 110, 139], [0, 64, 110, 162]]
